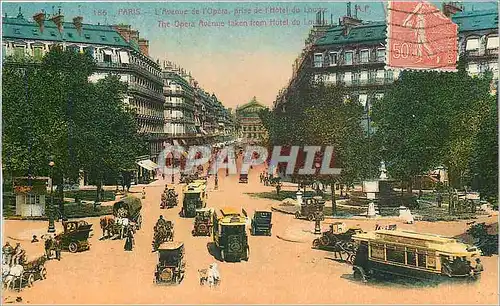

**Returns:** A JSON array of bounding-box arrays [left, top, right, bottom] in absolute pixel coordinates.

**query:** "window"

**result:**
[[370, 243, 385, 259], [358, 94, 368, 110], [344, 51, 353, 65], [33, 47, 43, 60], [427, 252, 436, 269], [386, 246, 405, 264], [84, 34, 91, 39], [313, 53, 323, 68], [83, 46, 95, 58], [385, 70, 394, 80], [14, 45, 25, 57], [329, 52, 338, 66], [376, 48, 386, 62], [487, 35, 499, 49], [406, 248, 417, 266], [325, 73, 336, 84], [417, 251, 427, 268], [360, 70, 368, 81], [103, 49, 112, 63], [377, 70, 385, 79], [468, 63, 479, 74], [466, 38, 479, 50], [360, 50, 369, 63], [344, 72, 352, 84]]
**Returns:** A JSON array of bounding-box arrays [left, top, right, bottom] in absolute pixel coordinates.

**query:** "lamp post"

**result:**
[[214, 149, 219, 190], [48, 157, 56, 233]]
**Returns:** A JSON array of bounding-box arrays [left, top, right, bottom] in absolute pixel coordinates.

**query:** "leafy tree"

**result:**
[[2, 46, 148, 210], [371, 59, 494, 194]]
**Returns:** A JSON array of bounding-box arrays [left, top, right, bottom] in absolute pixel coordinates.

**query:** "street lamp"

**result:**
[[48, 157, 56, 233], [214, 149, 219, 190]]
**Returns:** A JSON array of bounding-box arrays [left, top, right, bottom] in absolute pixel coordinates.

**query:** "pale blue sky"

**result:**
[[2, 1, 497, 107]]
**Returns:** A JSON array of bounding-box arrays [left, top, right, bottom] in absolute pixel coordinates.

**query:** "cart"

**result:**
[[56, 220, 93, 253]]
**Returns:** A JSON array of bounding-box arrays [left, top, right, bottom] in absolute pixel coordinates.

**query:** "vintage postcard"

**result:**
[[1, 0, 498, 304]]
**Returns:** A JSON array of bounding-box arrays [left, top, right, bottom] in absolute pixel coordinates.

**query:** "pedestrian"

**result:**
[[31, 235, 39, 243], [124, 227, 134, 251], [12, 243, 25, 265], [2, 242, 13, 266], [207, 263, 220, 288], [276, 183, 282, 196], [54, 237, 62, 261], [259, 172, 263, 184], [264, 176, 269, 186], [142, 187, 146, 199], [44, 235, 54, 259], [436, 192, 443, 207], [473, 258, 483, 275]]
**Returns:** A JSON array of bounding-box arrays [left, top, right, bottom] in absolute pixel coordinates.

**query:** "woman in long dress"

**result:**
[[124, 227, 134, 251]]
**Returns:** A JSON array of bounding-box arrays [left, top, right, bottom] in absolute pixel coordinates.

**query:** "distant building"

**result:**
[[236, 97, 268, 143], [275, 3, 499, 133]]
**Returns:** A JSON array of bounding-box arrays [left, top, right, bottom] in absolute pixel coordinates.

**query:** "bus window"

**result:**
[[427, 252, 436, 269], [386, 246, 405, 264], [417, 250, 427, 268], [370, 243, 385, 260], [406, 248, 417, 266]]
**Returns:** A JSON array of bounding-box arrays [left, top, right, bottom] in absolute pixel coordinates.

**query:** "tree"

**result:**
[[371, 59, 494, 194], [2, 46, 148, 208]]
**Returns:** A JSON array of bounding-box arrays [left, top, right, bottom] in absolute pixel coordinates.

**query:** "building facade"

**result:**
[[236, 97, 268, 143], [162, 61, 235, 147], [275, 3, 498, 132], [2, 9, 165, 166]]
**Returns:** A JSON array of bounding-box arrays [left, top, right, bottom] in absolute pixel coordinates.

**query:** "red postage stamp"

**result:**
[[387, 1, 458, 71]]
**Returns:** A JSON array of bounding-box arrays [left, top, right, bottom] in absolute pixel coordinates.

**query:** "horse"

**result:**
[[100, 216, 115, 239], [3, 264, 24, 291]]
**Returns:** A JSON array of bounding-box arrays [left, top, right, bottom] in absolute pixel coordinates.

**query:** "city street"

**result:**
[[2, 161, 498, 305]]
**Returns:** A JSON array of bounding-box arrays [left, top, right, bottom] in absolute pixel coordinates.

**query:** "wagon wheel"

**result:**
[[68, 242, 78, 253], [307, 214, 315, 221], [27, 273, 35, 287], [320, 236, 330, 246], [39, 265, 47, 280], [295, 212, 301, 219], [312, 238, 321, 248]]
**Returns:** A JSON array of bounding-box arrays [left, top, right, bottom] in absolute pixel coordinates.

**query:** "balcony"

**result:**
[[136, 113, 164, 122], [95, 61, 162, 84], [128, 83, 164, 101], [164, 102, 195, 111]]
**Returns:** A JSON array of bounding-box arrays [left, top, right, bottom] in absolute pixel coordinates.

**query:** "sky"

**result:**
[[2, 1, 498, 109]]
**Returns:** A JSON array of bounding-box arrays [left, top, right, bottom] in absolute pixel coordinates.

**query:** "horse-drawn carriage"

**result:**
[[154, 242, 185, 285], [100, 196, 142, 239], [152, 220, 175, 252], [295, 196, 325, 221], [161, 185, 178, 209], [192, 208, 213, 236], [3, 255, 47, 291], [55, 220, 93, 253], [312, 222, 363, 262]]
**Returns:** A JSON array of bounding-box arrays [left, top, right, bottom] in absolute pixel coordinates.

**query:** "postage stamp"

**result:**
[[1, 0, 498, 304]]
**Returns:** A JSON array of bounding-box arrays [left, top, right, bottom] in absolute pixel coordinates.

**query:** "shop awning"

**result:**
[[136, 159, 158, 171]]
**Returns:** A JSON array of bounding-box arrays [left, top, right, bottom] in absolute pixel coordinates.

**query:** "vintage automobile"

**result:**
[[295, 196, 325, 221], [154, 242, 186, 285], [250, 210, 272, 236], [161, 187, 178, 209], [239, 173, 248, 184], [212, 207, 249, 262], [351, 229, 482, 282], [152, 220, 175, 252], [180, 182, 207, 218], [312, 222, 363, 260], [55, 220, 93, 253], [192, 208, 214, 236]]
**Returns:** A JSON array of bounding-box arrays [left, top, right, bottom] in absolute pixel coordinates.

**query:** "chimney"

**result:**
[[341, 2, 362, 36], [130, 30, 139, 44], [112, 24, 132, 42], [138, 38, 149, 56], [73, 16, 83, 35], [50, 8, 64, 33], [442, 2, 463, 17], [33, 11, 46, 33]]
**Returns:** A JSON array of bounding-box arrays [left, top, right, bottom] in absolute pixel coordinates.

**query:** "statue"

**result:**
[[379, 161, 388, 180]]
